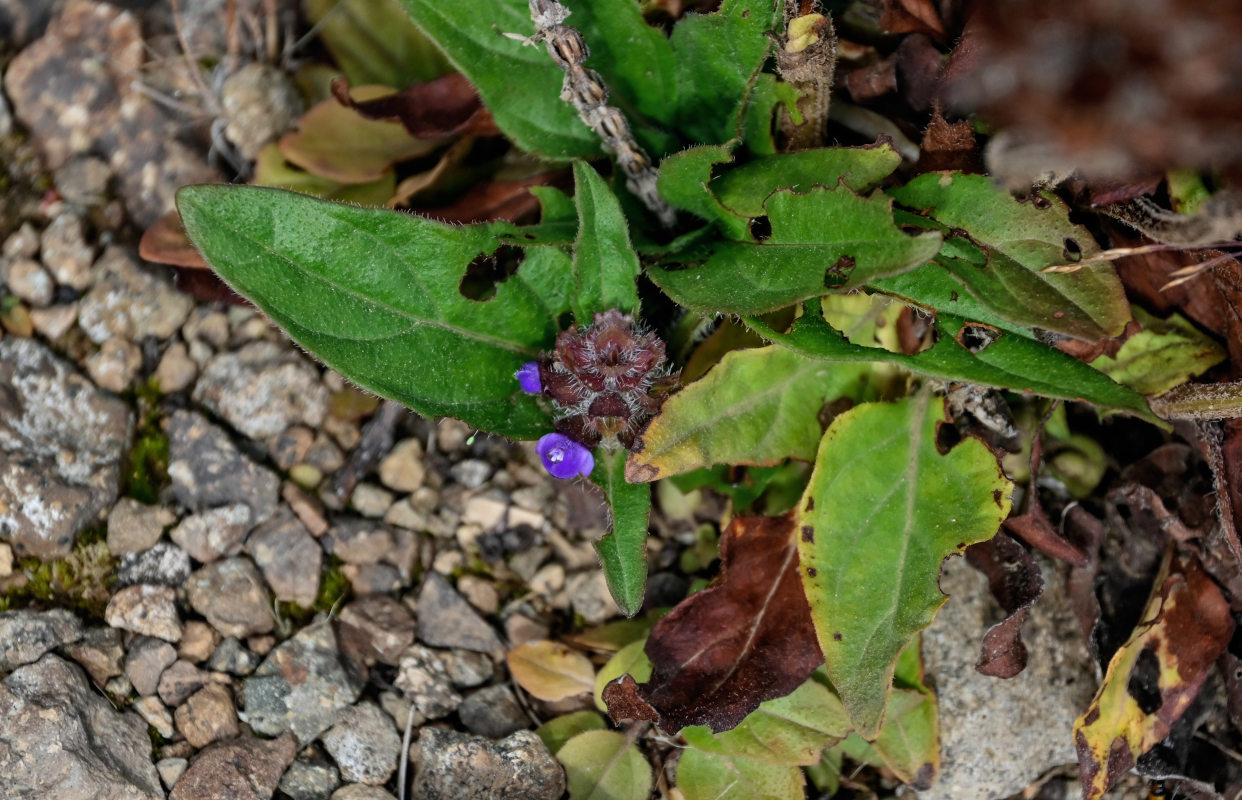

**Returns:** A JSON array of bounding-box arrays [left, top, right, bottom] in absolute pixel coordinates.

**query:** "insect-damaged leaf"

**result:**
[[1074, 552, 1234, 799], [176, 185, 571, 440], [627, 345, 875, 482], [601, 514, 823, 733], [650, 185, 942, 315], [797, 393, 1012, 738]]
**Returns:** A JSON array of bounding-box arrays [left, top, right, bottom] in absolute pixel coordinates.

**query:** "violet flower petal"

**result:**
[[536, 433, 594, 479], [515, 361, 543, 394]]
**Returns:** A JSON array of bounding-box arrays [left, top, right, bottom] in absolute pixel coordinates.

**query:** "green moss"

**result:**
[[313, 558, 351, 613], [122, 376, 170, 504], [3, 540, 116, 620]]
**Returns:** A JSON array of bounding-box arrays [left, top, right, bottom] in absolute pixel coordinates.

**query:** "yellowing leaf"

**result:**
[[1090, 309, 1226, 396], [508, 640, 596, 701], [557, 730, 652, 800], [676, 747, 804, 800]]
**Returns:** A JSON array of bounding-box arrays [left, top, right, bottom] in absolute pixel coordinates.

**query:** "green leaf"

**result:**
[[681, 679, 851, 766], [657, 145, 749, 238], [557, 730, 653, 800], [797, 394, 1012, 737], [627, 345, 874, 482], [886, 173, 1130, 341], [536, 710, 607, 755], [397, 0, 598, 158], [651, 187, 942, 314], [1090, 308, 1226, 395], [739, 73, 800, 156], [676, 748, 805, 800], [712, 142, 904, 219], [305, 0, 452, 87], [572, 162, 641, 324], [745, 304, 1158, 422], [590, 448, 652, 616], [253, 145, 396, 207], [594, 638, 652, 712], [868, 687, 939, 789], [176, 185, 571, 439]]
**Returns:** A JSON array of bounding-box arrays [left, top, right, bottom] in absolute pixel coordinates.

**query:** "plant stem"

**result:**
[[1150, 382, 1242, 420]]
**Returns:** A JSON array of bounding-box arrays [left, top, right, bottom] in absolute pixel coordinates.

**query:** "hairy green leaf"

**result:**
[[558, 730, 652, 800], [591, 448, 651, 617], [657, 145, 749, 238], [676, 748, 805, 800], [745, 304, 1158, 422], [572, 162, 641, 323], [887, 174, 1130, 341], [177, 185, 571, 439], [797, 394, 1012, 737], [651, 187, 942, 314], [628, 345, 874, 482]]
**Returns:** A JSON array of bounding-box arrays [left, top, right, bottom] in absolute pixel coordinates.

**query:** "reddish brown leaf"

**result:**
[[1003, 422, 1089, 566], [879, 0, 947, 40], [140, 210, 208, 270], [417, 173, 568, 224], [965, 532, 1044, 678], [842, 55, 897, 103], [895, 34, 945, 114], [915, 107, 981, 174], [330, 73, 501, 140], [601, 514, 823, 734]]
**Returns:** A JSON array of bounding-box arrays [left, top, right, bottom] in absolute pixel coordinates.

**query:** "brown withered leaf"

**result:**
[[915, 108, 981, 174], [140, 210, 208, 270], [330, 73, 500, 140], [878, 0, 947, 40], [417, 173, 568, 224], [1074, 551, 1234, 799], [895, 34, 945, 114], [1002, 421, 1089, 566], [601, 514, 823, 734], [965, 532, 1044, 678]]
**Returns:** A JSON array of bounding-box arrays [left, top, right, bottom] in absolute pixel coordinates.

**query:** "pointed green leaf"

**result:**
[[557, 730, 653, 800], [536, 711, 607, 755], [627, 345, 874, 482], [657, 145, 749, 238], [676, 748, 805, 800], [681, 679, 851, 766], [306, 0, 451, 87], [590, 448, 651, 616], [887, 173, 1130, 340], [572, 162, 641, 323], [1090, 308, 1226, 395], [177, 185, 571, 439], [651, 186, 942, 314], [797, 394, 1012, 737], [745, 304, 1158, 422]]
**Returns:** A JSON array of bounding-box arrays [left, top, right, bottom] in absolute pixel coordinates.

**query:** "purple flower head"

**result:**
[[536, 433, 594, 480], [515, 361, 543, 394]]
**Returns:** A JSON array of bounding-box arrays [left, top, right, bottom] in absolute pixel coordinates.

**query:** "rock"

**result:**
[[205, 637, 261, 676], [394, 645, 463, 719], [174, 683, 239, 748], [219, 62, 305, 160], [269, 425, 313, 469], [185, 557, 274, 638], [192, 341, 328, 440], [336, 595, 416, 667], [2, 257, 54, 306], [0, 608, 84, 671], [284, 481, 330, 537], [417, 572, 503, 652], [78, 247, 194, 344], [321, 701, 402, 785], [0, 337, 132, 558], [343, 563, 404, 596], [378, 437, 426, 493], [85, 336, 142, 393], [324, 518, 396, 566], [412, 729, 565, 800], [0, 0, 55, 49], [178, 620, 219, 663], [59, 625, 124, 685], [167, 411, 279, 524], [155, 341, 198, 393], [0, 541, 10, 577], [566, 570, 621, 625], [134, 695, 175, 739], [157, 659, 208, 707], [170, 503, 252, 563], [279, 757, 341, 800], [105, 584, 182, 642], [3, 0, 218, 227], [54, 154, 111, 206], [450, 459, 493, 490], [169, 732, 297, 800], [459, 685, 529, 739], [0, 654, 163, 799], [156, 758, 188, 791], [463, 493, 507, 529], [441, 649, 494, 689], [333, 787, 396, 800], [918, 556, 1096, 800], [115, 542, 192, 587], [3, 222, 39, 259], [458, 574, 499, 615], [243, 622, 363, 746], [28, 303, 78, 340], [106, 497, 175, 555], [39, 211, 94, 289], [245, 507, 322, 608], [351, 483, 394, 518], [125, 636, 178, 696]]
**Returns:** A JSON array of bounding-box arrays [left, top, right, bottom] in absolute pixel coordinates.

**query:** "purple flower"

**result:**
[[515, 361, 542, 394], [536, 433, 594, 480]]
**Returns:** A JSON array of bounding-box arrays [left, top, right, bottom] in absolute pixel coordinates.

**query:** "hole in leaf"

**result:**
[[749, 216, 772, 241], [827, 255, 855, 285], [1031, 193, 1051, 210], [956, 323, 1002, 354], [1063, 237, 1083, 262], [1127, 646, 1163, 715], [459, 244, 525, 302], [935, 420, 962, 455]]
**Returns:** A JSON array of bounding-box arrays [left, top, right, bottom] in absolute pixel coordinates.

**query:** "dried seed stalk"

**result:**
[[521, 0, 675, 226]]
